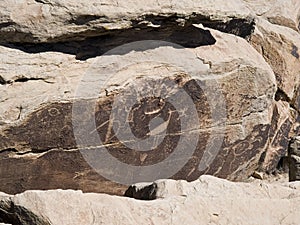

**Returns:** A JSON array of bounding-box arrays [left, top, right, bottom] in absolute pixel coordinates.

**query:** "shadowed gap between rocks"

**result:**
[[1, 25, 216, 60], [275, 87, 300, 114], [0, 200, 51, 225], [0, 16, 255, 60]]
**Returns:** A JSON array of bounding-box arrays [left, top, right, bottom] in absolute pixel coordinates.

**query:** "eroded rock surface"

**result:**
[[0, 30, 277, 193], [250, 18, 300, 173], [0, 0, 299, 195], [289, 136, 300, 181]]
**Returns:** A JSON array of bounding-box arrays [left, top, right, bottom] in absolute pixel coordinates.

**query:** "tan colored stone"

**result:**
[[0, 0, 253, 43], [0, 27, 277, 194], [249, 18, 300, 172], [250, 18, 300, 101], [0, 0, 299, 196], [1, 176, 300, 225], [243, 0, 300, 31]]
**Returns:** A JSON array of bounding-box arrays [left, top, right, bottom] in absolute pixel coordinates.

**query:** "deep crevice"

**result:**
[[0, 148, 18, 154], [0, 22, 16, 29], [275, 88, 300, 114], [14, 77, 45, 83], [201, 18, 255, 39], [2, 25, 216, 60], [0, 15, 255, 60], [69, 15, 103, 25], [34, 0, 46, 3], [275, 88, 290, 102], [0, 76, 53, 85], [33, 0, 53, 6]]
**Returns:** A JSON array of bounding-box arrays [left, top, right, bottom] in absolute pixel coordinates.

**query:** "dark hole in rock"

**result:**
[[124, 183, 157, 200], [0, 75, 7, 85], [258, 151, 266, 164], [14, 77, 44, 83], [69, 15, 102, 25], [275, 88, 290, 102]]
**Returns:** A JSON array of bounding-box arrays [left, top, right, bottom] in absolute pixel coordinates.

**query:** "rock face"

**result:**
[[1, 176, 300, 225], [0, 194, 50, 225], [289, 136, 300, 181], [0, 0, 299, 194]]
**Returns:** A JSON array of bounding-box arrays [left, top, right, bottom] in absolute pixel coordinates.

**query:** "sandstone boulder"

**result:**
[[250, 18, 300, 172], [243, 0, 300, 31], [0, 27, 277, 194], [0, 176, 300, 225], [0, 0, 299, 195], [0, 0, 254, 44]]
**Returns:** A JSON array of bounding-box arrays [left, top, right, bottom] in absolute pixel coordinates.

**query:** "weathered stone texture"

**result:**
[[1, 176, 300, 225], [0, 0, 299, 195], [289, 136, 300, 181]]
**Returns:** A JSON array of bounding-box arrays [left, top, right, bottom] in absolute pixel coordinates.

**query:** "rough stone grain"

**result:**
[[1, 176, 300, 225], [0, 0, 299, 195], [0, 28, 277, 194], [0, 0, 254, 44], [289, 136, 300, 181], [249, 17, 300, 172]]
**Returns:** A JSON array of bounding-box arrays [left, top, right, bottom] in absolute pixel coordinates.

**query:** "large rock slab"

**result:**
[[1, 0, 298, 48], [0, 0, 254, 44], [260, 101, 293, 172], [250, 19, 300, 102], [1, 176, 300, 225], [250, 18, 300, 172], [0, 0, 300, 195], [0, 26, 277, 194]]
